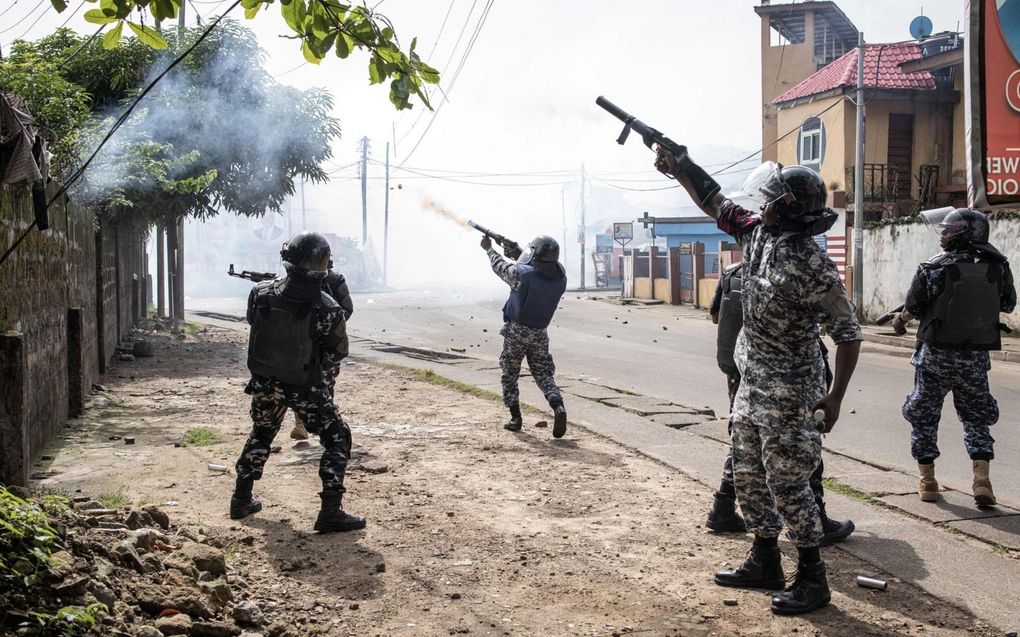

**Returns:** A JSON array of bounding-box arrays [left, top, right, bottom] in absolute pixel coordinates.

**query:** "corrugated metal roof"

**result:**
[[773, 42, 937, 104]]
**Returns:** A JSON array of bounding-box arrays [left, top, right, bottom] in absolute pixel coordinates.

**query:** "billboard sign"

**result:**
[[968, 0, 1020, 206], [595, 234, 614, 253], [613, 222, 633, 240]]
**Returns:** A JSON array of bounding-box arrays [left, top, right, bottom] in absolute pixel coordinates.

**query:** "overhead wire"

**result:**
[[57, 24, 105, 66], [0, 0, 46, 35], [57, 0, 87, 29], [0, 0, 22, 19], [0, 0, 243, 268]]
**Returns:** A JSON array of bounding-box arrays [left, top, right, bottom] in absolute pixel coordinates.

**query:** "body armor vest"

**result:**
[[918, 261, 1002, 351], [716, 263, 744, 375], [247, 284, 324, 386], [503, 265, 567, 329]]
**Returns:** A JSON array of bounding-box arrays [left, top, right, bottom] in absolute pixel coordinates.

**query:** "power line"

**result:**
[[427, 0, 457, 59], [0, 0, 46, 35], [0, 1, 22, 19], [57, 0, 87, 29], [57, 24, 105, 66], [272, 60, 307, 79], [1, 0, 243, 268], [397, 0, 493, 166]]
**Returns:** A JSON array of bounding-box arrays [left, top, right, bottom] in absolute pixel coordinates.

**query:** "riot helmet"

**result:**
[[518, 235, 561, 265], [280, 231, 331, 279], [739, 162, 836, 235], [921, 207, 989, 243]]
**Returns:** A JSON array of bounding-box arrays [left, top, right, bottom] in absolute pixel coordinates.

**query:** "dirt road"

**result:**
[[32, 325, 997, 637]]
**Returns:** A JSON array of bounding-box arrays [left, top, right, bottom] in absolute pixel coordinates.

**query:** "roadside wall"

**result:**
[[862, 215, 1020, 332], [0, 184, 147, 485]]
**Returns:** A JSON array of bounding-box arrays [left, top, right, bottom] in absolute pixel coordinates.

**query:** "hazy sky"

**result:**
[[4, 0, 966, 286]]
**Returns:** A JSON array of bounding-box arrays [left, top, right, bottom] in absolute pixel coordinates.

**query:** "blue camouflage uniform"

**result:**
[[488, 248, 566, 409], [901, 249, 1016, 464], [717, 201, 862, 547], [235, 279, 352, 494]]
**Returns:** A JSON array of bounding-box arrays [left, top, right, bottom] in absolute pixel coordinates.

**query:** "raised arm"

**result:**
[[481, 235, 519, 289]]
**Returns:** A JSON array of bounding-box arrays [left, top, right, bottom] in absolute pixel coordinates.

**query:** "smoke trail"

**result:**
[[421, 196, 469, 228]]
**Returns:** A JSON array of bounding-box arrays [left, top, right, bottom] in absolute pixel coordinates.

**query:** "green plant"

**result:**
[[26, 603, 107, 637], [182, 426, 220, 446], [0, 486, 63, 590], [820, 478, 875, 503], [97, 489, 130, 509]]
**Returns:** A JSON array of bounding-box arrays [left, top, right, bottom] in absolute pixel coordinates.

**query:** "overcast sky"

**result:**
[[4, 0, 965, 286]]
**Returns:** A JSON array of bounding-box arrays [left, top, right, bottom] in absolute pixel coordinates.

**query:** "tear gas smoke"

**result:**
[[421, 196, 469, 228]]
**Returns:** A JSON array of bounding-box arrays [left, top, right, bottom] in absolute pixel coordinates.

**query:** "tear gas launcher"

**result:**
[[595, 96, 721, 207], [468, 220, 522, 257], [228, 264, 276, 283], [875, 304, 905, 326]]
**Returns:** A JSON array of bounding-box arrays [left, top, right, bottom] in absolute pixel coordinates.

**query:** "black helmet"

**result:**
[[773, 165, 828, 219], [280, 231, 331, 277], [528, 235, 560, 263], [939, 208, 989, 244]]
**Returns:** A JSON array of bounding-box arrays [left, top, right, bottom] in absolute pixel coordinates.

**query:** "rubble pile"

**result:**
[[1, 494, 284, 637]]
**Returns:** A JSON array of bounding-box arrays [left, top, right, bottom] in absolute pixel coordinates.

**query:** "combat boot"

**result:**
[[714, 545, 785, 590], [290, 414, 310, 440], [504, 404, 523, 432], [552, 404, 568, 439], [771, 560, 831, 615], [705, 492, 746, 533], [817, 501, 854, 547], [229, 478, 262, 520], [972, 460, 996, 507], [918, 463, 939, 502], [314, 490, 366, 533]]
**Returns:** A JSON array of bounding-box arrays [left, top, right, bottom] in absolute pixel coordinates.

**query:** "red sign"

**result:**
[[975, 0, 1020, 205]]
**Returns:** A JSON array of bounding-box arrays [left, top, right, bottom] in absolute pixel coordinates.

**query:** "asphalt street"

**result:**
[[193, 287, 1020, 507]]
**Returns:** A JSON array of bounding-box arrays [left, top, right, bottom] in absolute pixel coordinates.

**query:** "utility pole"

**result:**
[[359, 136, 370, 246], [300, 178, 306, 231], [383, 141, 390, 286], [853, 31, 865, 312], [156, 225, 165, 318], [580, 164, 587, 289], [560, 187, 567, 268], [170, 1, 187, 330]]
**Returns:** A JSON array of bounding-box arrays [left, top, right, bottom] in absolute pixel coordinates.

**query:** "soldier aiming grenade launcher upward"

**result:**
[[595, 96, 722, 207], [469, 220, 523, 258]]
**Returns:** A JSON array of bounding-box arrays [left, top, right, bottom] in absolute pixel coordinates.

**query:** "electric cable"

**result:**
[[0, 0, 22, 19], [0, 0, 243, 268], [57, 24, 105, 66], [0, 0, 46, 35]]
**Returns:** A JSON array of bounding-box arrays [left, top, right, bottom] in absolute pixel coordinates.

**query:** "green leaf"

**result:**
[[50, 0, 68, 11], [102, 21, 124, 49], [334, 31, 353, 58], [244, 4, 261, 18], [281, 0, 306, 32], [418, 62, 440, 84], [368, 55, 386, 84], [151, 0, 177, 21], [84, 8, 119, 23], [127, 21, 168, 49], [301, 40, 322, 64]]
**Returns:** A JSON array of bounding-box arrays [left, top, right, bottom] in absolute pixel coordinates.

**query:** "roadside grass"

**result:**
[[408, 368, 543, 414], [98, 489, 130, 509], [182, 426, 220, 446], [180, 321, 200, 336], [821, 477, 875, 503]]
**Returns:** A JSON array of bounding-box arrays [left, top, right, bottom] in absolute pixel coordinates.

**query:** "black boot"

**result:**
[[771, 559, 831, 615], [230, 478, 262, 520], [818, 501, 855, 547], [504, 404, 523, 432], [314, 490, 366, 533], [552, 403, 567, 439], [715, 544, 785, 590], [706, 492, 747, 533]]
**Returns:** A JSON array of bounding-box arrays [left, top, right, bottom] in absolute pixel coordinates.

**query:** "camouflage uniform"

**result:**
[[488, 248, 563, 408], [717, 201, 862, 547], [901, 250, 1016, 463], [236, 281, 352, 493]]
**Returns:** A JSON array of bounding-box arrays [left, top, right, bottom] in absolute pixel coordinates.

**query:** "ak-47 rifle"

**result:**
[[595, 96, 721, 207], [468, 220, 523, 258], [228, 264, 276, 283]]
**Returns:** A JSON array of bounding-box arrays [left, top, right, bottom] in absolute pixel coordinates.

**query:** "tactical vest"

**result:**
[[716, 263, 744, 375], [503, 264, 567, 329], [918, 261, 1002, 351], [247, 288, 323, 386]]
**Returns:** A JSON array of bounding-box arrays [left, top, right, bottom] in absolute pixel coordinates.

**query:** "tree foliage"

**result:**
[[50, 0, 440, 110]]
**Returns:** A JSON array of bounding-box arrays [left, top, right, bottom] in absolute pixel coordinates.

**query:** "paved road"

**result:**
[[193, 287, 1020, 506]]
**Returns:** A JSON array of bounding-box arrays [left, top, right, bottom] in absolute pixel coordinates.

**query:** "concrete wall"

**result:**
[[862, 215, 1020, 332], [776, 94, 847, 191], [0, 184, 146, 485], [760, 11, 821, 163]]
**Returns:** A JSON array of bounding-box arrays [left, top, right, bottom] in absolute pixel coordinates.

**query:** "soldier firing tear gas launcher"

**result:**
[[468, 220, 523, 259]]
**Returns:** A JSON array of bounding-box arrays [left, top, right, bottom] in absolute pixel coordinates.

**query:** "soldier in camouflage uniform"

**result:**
[[231, 232, 366, 533], [658, 151, 862, 615], [290, 266, 354, 441], [482, 233, 569, 438], [891, 208, 1016, 506]]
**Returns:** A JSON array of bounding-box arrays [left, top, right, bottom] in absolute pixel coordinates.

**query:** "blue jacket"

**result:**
[[503, 264, 567, 329]]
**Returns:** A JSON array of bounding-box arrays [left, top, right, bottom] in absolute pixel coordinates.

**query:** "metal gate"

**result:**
[[679, 242, 695, 304]]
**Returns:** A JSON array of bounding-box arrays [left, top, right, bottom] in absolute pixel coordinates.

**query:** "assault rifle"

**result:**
[[228, 264, 276, 283], [595, 96, 721, 207], [468, 220, 522, 258]]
